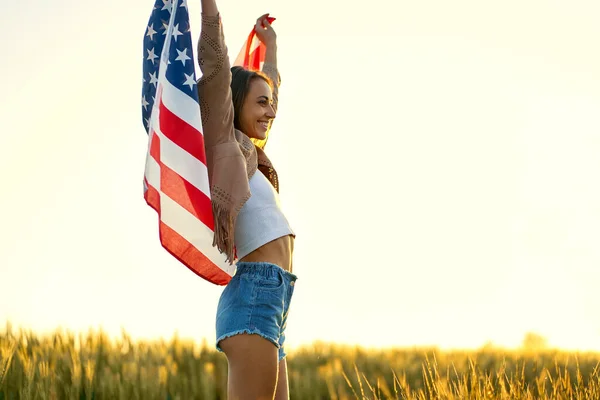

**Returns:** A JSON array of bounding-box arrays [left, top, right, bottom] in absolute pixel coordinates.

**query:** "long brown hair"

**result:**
[[230, 66, 273, 149]]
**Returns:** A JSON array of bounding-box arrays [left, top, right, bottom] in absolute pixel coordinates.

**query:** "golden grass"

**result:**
[[1, 326, 599, 399]]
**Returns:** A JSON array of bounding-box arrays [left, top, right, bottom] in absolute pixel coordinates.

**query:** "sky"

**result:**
[[1, 0, 599, 352]]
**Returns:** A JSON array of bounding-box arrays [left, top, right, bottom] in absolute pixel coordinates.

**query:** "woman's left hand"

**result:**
[[255, 14, 277, 47]]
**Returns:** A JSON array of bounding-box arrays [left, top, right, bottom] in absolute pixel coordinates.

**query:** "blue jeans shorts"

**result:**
[[216, 262, 297, 361]]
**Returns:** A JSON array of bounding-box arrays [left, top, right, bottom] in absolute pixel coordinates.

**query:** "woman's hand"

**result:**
[[254, 14, 277, 48]]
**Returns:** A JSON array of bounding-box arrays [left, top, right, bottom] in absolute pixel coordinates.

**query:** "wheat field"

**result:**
[[1, 325, 599, 399]]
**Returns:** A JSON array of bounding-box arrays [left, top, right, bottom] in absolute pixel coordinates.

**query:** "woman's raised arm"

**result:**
[[256, 15, 281, 114], [196, 0, 235, 147]]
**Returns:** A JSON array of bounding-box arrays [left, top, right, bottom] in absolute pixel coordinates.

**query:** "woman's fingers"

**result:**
[[256, 13, 269, 28], [261, 18, 272, 30]]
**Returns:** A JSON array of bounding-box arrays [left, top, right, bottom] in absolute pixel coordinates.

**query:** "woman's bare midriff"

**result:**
[[239, 235, 294, 272]]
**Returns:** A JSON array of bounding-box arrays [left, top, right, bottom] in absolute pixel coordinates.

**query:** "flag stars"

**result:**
[[149, 71, 159, 87], [175, 48, 190, 66], [161, 19, 169, 35], [162, 0, 173, 13], [144, 2, 199, 125], [146, 24, 157, 41], [147, 47, 158, 64], [183, 73, 196, 90], [172, 24, 183, 42]]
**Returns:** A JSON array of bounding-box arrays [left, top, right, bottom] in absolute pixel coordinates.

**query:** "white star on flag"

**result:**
[[146, 24, 157, 41], [162, 0, 173, 12], [148, 71, 159, 87], [146, 48, 158, 64], [183, 73, 195, 90], [175, 48, 191, 66], [171, 24, 183, 42], [142, 95, 150, 110], [180, 0, 188, 10]]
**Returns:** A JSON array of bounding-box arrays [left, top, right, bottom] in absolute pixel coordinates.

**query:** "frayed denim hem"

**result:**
[[216, 328, 280, 353]]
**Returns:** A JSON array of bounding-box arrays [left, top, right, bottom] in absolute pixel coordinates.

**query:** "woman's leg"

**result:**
[[220, 333, 279, 400], [274, 358, 289, 400], [273, 281, 293, 400], [215, 263, 297, 399]]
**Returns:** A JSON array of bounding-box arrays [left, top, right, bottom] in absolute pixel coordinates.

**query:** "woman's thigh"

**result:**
[[220, 333, 279, 400]]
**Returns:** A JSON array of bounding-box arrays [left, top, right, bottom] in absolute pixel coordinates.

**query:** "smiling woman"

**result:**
[[195, 0, 297, 397], [231, 67, 277, 144], [2, 2, 600, 395]]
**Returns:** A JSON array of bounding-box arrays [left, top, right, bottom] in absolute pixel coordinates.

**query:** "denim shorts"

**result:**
[[216, 262, 297, 361]]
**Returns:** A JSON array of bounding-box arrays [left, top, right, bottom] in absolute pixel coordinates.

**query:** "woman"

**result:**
[[196, 0, 296, 398]]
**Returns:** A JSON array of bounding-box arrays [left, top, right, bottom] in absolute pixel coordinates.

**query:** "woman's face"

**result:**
[[238, 78, 276, 140]]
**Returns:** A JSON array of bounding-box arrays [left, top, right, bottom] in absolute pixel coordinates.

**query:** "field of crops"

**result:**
[[1, 326, 599, 399]]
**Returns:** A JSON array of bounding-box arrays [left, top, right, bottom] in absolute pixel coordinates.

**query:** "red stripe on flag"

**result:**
[[145, 132, 161, 212], [159, 221, 230, 285], [247, 44, 265, 71], [150, 130, 161, 162], [144, 178, 161, 213], [159, 100, 207, 165], [160, 163, 215, 231]]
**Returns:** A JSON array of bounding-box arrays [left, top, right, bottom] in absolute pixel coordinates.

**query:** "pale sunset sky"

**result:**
[[1, 0, 599, 352]]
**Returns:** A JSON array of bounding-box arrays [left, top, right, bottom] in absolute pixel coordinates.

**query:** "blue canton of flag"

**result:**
[[142, 0, 196, 133]]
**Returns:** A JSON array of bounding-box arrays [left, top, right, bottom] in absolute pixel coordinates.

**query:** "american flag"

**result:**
[[141, 0, 234, 285]]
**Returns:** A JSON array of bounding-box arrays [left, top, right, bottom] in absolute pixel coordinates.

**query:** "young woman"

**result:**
[[197, 0, 296, 398]]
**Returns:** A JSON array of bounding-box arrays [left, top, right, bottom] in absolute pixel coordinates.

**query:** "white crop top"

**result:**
[[234, 171, 295, 260]]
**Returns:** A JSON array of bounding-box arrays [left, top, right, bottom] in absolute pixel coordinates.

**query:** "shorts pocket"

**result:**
[[256, 271, 285, 291]]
